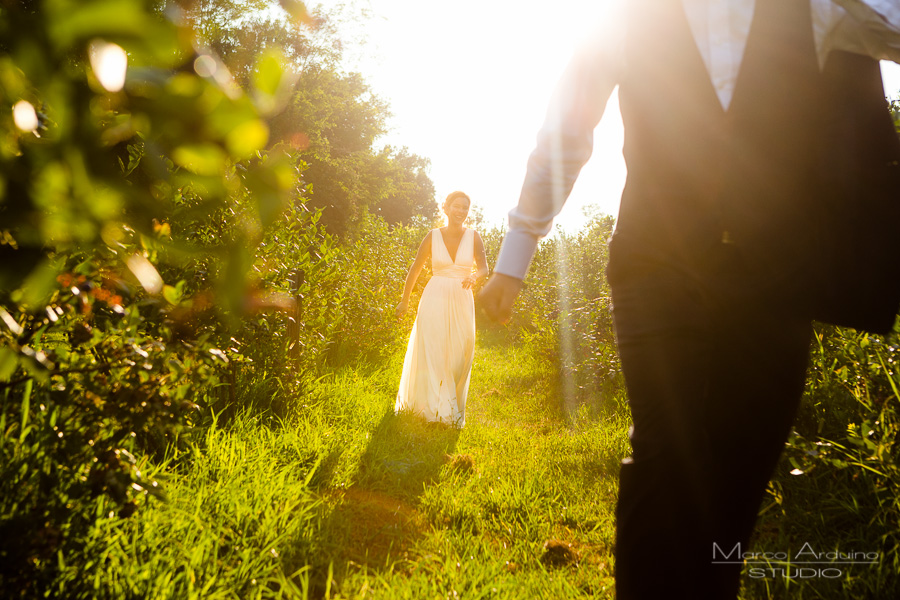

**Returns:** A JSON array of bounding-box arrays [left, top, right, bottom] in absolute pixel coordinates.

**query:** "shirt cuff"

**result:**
[[493, 228, 540, 280]]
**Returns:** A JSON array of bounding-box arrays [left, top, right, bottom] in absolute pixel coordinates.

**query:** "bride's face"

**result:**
[[446, 198, 470, 225]]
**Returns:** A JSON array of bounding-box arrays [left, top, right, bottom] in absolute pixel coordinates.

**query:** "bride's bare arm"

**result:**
[[463, 231, 490, 290], [396, 231, 432, 316]]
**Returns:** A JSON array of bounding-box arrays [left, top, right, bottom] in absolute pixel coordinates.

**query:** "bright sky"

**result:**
[[318, 0, 900, 232]]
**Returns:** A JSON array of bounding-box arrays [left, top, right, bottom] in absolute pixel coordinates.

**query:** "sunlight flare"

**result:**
[[89, 40, 128, 92], [126, 254, 163, 294], [12, 100, 38, 132], [193, 54, 218, 78], [550, 125, 578, 417]]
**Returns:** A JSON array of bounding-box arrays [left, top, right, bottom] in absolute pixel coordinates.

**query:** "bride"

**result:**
[[394, 191, 489, 426]]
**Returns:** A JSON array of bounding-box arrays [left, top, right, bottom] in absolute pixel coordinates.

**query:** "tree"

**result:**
[[176, 0, 440, 234]]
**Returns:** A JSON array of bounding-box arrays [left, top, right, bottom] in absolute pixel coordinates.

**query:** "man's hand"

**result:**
[[478, 272, 524, 323]]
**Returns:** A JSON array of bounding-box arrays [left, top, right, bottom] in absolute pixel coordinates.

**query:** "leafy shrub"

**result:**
[[499, 216, 624, 414], [0, 0, 303, 594], [328, 213, 432, 366], [757, 324, 900, 597], [0, 259, 228, 594], [218, 197, 347, 417]]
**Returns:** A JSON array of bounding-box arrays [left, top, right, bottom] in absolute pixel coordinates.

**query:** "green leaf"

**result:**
[[172, 144, 228, 176], [0, 347, 18, 382], [162, 284, 182, 305], [47, 0, 157, 48], [278, 0, 314, 25], [226, 119, 269, 160], [253, 50, 286, 98], [252, 49, 295, 115], [88, 186, 123, 221], [12, 258, 62, 309]]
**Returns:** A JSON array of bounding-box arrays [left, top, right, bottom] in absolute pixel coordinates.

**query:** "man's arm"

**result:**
[[494, 28, 623, 281], [818, 0, 900, 64], [481, 6, 624, 321]]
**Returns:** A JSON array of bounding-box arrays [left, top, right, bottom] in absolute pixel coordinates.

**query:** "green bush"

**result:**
[[499, 216, 624, 415], [0, 0, 304, 593], [328, 213, 432, 366], [0, 266, 225, 594], [752, 324, 900, 599]]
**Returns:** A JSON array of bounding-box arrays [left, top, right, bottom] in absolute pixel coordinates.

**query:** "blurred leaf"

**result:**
[[223, 245, 253, 319], [89, 186, 124, 221], [12, 259, 62, 310], [0, 347, 18, 382], [245, 172, 287, 229], [226, 119, 269, 160], [172, 144, 227, 176], [278, 0, 314, 26], [47, 0, 162, 49], [252, 50, 286, 98], [162, 284, 181, 306], [251, 49, 295, 116]]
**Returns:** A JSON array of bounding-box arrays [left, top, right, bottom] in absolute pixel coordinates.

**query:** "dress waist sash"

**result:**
[[433, 265, 471, 279]]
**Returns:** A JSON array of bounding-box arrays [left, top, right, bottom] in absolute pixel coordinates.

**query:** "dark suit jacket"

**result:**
[[612, 0, 900, 333]]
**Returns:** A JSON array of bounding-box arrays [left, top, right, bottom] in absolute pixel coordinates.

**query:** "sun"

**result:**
[[339, 0, 624, 230]]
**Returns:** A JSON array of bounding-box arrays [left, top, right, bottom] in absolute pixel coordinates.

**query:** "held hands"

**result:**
[[461, 275, 477, 290], [478, 272, 524, 324]]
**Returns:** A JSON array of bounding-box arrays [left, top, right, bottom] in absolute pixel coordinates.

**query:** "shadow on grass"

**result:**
[[472, 341, 573, 430], [356, 410, 460, 500], [313, 410, 460, 580], [472, 316, 520, 349], [472, 323, 629, 430]]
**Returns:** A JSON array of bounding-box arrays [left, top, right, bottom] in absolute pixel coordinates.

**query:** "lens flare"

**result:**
[[126, 254, 163, 294], [89, 40, 128, 92], [550, 125, 578, 417], [12, 100, 38, 132], [193, 54, 218, 78]]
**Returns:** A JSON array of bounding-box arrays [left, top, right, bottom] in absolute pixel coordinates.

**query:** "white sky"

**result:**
[[317, 0, 900, 232]]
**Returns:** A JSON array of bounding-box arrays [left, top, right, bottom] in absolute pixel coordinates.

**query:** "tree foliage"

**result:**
[[178, 0, 439, 235], [0, 0, 316, 592]]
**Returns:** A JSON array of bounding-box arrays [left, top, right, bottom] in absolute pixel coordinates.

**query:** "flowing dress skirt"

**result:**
[[394, 274, 475, 426]]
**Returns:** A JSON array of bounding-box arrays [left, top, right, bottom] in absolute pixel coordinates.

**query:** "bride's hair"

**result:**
[[443, 191, 471, 212]]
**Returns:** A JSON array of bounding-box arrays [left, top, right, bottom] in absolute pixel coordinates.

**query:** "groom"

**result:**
[[480, 1, 900, 598]]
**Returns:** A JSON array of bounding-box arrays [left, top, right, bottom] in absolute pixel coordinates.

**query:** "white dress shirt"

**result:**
[[494, 0, 900, 280]]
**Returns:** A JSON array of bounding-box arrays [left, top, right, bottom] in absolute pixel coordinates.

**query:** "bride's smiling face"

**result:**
[[446, 198, 470, 225]]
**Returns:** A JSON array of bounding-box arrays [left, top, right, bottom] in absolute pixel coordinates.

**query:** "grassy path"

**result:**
[[320, 335, 631, 598], [52, 329, 900, 599], [77, 335, 631, 599]]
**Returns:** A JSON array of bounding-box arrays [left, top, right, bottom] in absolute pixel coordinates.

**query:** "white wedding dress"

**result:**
[[395, 228, 476, 426]]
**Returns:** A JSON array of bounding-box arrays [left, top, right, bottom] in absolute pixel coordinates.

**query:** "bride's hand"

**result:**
[[461, 275, 476, 290], [395, 300, 408, 317]]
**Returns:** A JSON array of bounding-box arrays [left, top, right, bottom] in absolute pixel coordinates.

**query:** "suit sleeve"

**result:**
[[823, 0, 900, 63], [493, 11, 624, 280]]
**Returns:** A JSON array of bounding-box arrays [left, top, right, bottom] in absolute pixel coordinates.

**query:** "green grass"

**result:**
[[47, 331, 899, 599], [53, 334, 627, 599]]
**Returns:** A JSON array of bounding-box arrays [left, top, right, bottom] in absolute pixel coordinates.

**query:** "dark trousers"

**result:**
[[609, 247, 812, 599]]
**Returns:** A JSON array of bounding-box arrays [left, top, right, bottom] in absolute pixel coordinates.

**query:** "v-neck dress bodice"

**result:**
[[432, 228, 475, 278], [395, 228, 477, 426]]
